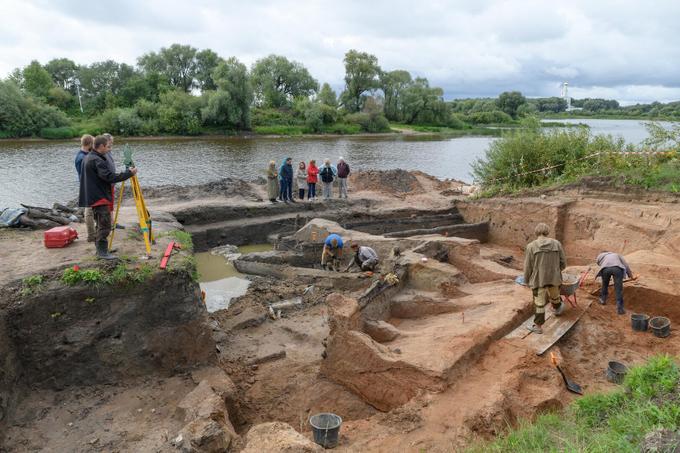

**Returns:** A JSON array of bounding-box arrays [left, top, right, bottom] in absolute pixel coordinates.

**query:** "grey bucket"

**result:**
[[631, 313, 649, 332], [650, 316, 671, 338], [606, 361, 628, 384], [309, 413, 342, 449]]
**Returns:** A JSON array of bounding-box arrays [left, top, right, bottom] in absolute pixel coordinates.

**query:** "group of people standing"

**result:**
[[267, 157, 350, 203], [75, 133, 136, 260]]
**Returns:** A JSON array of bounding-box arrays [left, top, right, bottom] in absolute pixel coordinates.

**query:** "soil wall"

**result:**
[[1, 270, 215, 391], [455, 198, 573, 249]]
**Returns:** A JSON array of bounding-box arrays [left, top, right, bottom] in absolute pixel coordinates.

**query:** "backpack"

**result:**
[[320, 166, 334, 183]]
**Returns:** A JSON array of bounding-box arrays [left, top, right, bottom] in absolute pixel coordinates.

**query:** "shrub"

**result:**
[[101, 107, 145, 136], [0, 81, 69, 137], [346, 112, 390, 133], [465, 110, 514, 124], [39, 126, 78, 139], [251, 107, 301, 126], [157, 90, 202, 135]]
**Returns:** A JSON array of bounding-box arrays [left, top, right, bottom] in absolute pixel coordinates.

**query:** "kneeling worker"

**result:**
[[524, 223, 567, 334], [79, 135, 136, 260], [321, 233, 344, 271], [345, 243, 379, 272]]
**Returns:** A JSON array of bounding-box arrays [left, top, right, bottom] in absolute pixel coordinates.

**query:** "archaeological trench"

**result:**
[[1, 171, 680, 452]]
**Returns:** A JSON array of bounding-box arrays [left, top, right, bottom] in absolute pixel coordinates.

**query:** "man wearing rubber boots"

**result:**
[[79, 135, 136, 260], [524, 223, 567, 334]]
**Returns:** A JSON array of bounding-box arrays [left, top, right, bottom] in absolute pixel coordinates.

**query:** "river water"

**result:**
[[0, 119, 671, 208]]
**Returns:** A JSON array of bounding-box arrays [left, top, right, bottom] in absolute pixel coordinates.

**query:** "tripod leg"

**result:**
[[108, 181, 125, 251]]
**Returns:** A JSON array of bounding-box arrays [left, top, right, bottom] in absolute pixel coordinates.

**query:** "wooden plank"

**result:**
[[505, 311, 554, 339], [533, 299, 592, 356]]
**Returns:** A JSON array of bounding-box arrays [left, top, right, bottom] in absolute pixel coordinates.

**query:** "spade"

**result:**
[[550, 352, 583, 395]]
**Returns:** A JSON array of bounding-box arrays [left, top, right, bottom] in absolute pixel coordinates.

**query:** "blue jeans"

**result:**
[[308, 183, 316, 199], [279, 178, 292, 201], [601, 266, 624, 309]]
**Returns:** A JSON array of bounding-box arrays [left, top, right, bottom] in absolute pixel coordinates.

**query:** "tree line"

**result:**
[[2, 44, 679, 139]]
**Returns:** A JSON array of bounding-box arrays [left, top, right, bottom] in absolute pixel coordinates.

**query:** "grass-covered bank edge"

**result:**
[[472, 122, 680, 197], [467, 355, 680, 452]]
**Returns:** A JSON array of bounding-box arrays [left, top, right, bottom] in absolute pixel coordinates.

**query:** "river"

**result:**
[[0, 118, 671, 208]]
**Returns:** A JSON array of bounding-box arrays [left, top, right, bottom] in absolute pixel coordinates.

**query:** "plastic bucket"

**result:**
[[650, 316, 671, 338], [631, 313, 649, 332], [309, 413, 342, 449], [606, 361, 628, 384]]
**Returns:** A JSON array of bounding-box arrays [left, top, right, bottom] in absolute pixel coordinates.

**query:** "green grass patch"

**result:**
[[21, 274, 45, 296], [468, 355, 680, 453], [61, 263, 154, 287], [39, 126, 78, 139], [252, 125, 307, 135], [160, 230, 194, 252]]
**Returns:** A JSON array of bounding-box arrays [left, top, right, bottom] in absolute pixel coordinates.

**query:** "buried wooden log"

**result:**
[[21, 205, 72, 225], [384, 221, 489, 241]]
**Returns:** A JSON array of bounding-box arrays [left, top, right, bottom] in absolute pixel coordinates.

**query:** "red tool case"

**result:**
[[44, 226, 78, 248]]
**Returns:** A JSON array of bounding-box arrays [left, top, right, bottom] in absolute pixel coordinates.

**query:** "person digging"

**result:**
[[79, 135, 136, 260], [321, 233, 344, 271], [596, 251, 635, 315], [524, 223, 567, 334], [344, 243, 379, 272]]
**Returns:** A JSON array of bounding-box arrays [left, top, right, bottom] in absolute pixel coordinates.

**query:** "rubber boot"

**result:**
[[96, 240, 118, 260], [553, 302, 565, 316]]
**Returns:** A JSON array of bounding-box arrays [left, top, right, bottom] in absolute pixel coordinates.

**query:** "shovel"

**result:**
[[550, 352, 583, 394]]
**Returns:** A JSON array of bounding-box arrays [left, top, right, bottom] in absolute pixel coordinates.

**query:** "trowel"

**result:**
[[550, 352, 583, 394]]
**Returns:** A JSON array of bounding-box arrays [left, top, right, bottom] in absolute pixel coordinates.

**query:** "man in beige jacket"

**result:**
[[524, 223, 567, 334]]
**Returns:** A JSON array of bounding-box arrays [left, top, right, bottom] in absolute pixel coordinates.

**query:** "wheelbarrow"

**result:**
[[560, 268, 590, 308]]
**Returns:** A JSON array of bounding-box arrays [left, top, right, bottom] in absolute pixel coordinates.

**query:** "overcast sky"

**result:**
[[1, 0, 679, 104]]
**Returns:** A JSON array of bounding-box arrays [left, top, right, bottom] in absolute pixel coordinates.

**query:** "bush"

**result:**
[[251, 107, 302, 126], [157, 90, 202, 135], [465, 110, 514, 124], [252, 125, 306, 135], [346, 112, 390, 133], [472, 128, 632, 192], [0, 80, 70, 137], [319, 123, 361, 134], [39, 126, 78, 139], [101, 107, 145, 136]]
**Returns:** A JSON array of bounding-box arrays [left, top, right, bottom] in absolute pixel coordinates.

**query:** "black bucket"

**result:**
[[631, 313, 649, 332], [650, 316, 671, 338], [309, 413, 342, 449], [606, 361, 628, 384]]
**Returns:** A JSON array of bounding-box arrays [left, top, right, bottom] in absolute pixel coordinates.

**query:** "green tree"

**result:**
[[251, 55, 318, 108], [22, 61, 53, 99], [339, 49, 381, 113], [78, 61, 136, 111], [157, 90, 202, 135], [400, 77, 450, 125], [380, 69, 412, 121], [44, 58, 78, 91], [213, 57, 253, 129], [46, 86, 75, 111], [317, 83, 338, 107], [496, 91, 526, 118], [138, 44, 198, 92], [195, 49, 223, 91], [0, 80, 69, 137]]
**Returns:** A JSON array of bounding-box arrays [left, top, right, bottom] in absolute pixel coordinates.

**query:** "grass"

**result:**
[[252, 125, 308, 135], [60, 263, 154, 287], [467, 355, 680, 453], [39, 126, 78, 139], [21, 274, 44, 296], [160, 229, 194, 252]]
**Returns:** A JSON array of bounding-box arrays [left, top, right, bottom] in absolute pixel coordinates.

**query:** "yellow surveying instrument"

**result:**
[[109, 145, 154, 256]]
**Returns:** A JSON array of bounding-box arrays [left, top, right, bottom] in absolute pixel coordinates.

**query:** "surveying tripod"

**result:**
[[109, 145, 154, 256]]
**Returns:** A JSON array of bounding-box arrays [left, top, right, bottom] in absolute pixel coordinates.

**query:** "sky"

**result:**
[[1, 0, 679, 104]]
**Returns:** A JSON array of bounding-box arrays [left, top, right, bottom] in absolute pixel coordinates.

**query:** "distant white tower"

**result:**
[[560, 82, 572, 110]]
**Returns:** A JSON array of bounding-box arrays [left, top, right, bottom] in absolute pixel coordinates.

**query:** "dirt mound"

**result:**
[[142, 178, 262, 201], [350, 169, 424, 195]]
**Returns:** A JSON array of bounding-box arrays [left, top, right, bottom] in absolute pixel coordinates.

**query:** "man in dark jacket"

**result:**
[[278, 157, 294, 203], [336, 157, 350, 199], [79, 135, 136, 260], [524, 223, 567, 334]]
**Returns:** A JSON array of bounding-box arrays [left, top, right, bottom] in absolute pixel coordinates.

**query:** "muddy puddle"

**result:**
[[196, 244, 273, 312]]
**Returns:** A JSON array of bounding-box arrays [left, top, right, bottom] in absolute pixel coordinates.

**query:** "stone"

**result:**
[[241, 421, 323, 453], [175, 417, 233, 453], [190, 367, 238, 403], [176, 381, 232, 429], [325, 293, 360, 334], [363, 320, 400, 342], [222, 306, 268, 331]]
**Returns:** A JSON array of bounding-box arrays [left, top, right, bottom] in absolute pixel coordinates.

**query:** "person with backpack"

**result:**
[[278, 157, 294, 203], [307, 159, 319, 200], [336, 157, 350, 199], [319, 159, 336, 200]]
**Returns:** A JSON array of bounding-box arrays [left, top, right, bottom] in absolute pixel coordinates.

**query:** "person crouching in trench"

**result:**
[[321, 233, 343, 271], [524, 223, 567, 334]]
